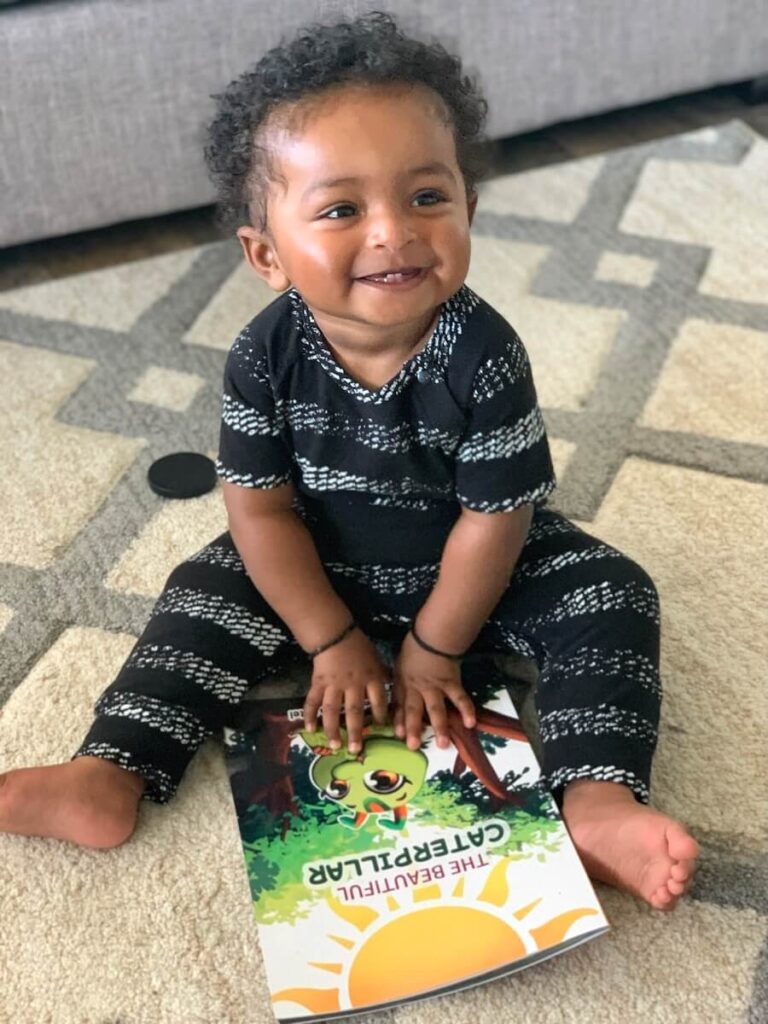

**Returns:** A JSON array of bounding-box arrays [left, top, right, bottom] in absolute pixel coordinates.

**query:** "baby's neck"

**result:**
[[308, 303, 440, 365]]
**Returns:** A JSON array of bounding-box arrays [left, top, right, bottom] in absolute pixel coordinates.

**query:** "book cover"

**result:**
[[224, 668, 609, 1021]]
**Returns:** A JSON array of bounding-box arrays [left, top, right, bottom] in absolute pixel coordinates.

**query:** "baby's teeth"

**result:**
[[365, 269, 419, 282]]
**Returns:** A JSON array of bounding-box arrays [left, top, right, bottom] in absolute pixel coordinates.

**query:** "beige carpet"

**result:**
[[0, 119, 766, 1023]]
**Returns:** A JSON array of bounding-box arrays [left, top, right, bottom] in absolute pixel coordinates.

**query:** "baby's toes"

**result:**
[[670, 859, 694, 883], [667, 823, 700, 862], [667, 878, 686, 896], [650, 886, 675, 910]]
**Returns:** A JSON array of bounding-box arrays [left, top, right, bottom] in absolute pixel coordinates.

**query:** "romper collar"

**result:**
[[288, 284, 480, 404]]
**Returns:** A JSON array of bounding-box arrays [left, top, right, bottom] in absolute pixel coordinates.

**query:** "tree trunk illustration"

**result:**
[[249, 712, 301, 833], [445, 706, 529, 809]]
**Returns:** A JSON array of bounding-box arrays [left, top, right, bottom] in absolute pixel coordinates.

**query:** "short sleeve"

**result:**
[[454, 327, 556, 512], [215, 330, 293, 489]]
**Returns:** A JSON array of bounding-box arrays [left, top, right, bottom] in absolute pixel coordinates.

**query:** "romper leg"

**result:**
[[472, 508, 662, 806], [72, 533, 299, 803]]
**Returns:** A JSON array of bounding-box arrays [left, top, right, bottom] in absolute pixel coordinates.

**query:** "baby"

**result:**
[[0, 10, 699, 910]]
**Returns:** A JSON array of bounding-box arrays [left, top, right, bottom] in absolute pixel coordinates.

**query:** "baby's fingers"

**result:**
[[344, 689, 366, 753], [367, 680, 389, 726], [321, 689, 343, 749], [303, 689, 322, 733], [404, 690, 426, 751], [391, 679, 406, 740], [423, 690, 450, 749], [447, 684, 476, 728]]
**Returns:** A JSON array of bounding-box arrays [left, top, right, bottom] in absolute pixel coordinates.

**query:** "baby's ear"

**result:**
[[236, 225, 291, 292]]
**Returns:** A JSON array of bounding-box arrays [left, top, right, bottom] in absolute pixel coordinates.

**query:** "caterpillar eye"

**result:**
[[364, 769, 404, 794], [325, 779, 350, 801]]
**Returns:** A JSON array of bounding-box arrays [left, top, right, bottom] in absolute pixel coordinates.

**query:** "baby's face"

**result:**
[[240, 83, 476, 342]]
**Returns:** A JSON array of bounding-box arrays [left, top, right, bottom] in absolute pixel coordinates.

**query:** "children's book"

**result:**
[[224, 662, 609, 1021]]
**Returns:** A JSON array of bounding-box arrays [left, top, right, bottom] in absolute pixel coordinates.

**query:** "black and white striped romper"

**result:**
[[74, 284, 662, 806]]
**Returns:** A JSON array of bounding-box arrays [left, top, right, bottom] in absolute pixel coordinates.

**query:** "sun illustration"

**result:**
[[272, 855, 599, 1015]]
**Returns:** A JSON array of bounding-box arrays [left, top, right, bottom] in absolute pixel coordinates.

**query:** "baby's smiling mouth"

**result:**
[[356, 267, 427, 284]]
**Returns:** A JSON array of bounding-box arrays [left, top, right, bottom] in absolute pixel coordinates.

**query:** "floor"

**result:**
[[1, 80, 767, 291]]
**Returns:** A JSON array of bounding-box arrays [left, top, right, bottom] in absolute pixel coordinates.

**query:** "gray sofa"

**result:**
[[2, 0, 766, 248]]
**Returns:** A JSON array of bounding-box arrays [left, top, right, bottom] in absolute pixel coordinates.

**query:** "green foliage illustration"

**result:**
[[236, 738, 563, 926]]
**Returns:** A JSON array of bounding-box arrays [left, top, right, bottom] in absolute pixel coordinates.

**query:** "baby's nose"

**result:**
[[367, 207, 418, 248]]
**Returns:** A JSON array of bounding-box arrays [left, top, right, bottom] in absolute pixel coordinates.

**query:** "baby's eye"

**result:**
[[322, 191, 446, 219], [324, 204, 356, 220], [412, 190, 446, 206]]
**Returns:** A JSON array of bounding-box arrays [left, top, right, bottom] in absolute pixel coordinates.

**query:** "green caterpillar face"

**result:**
[[308, 735, 428, 814]]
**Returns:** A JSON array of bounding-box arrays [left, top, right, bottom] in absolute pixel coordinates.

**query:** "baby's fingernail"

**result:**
[[330, 739, 340, 749]]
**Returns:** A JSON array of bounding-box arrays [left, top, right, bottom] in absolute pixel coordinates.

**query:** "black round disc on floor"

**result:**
[[147, 452, 217, 499]]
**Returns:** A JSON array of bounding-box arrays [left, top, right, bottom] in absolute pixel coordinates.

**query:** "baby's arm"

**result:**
[[393, 503, 533, 748], [224, 480, 351, 650], [223, 481, 389, 750], [417, 502, 533, 652]]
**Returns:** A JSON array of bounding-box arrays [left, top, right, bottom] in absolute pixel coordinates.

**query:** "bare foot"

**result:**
[[0, 756, 145, 849], [562, 780, 700, 911]]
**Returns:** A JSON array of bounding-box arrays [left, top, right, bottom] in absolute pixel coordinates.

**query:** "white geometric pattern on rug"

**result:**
[[0, 248, 201, 331], [587, 456, 768, 841], [127, 365, 206, 412], [185, 262, 276, 350], [105, 486, 229, 598], [477, 154, 606, 222], [619, 139, 768, 303], [465, 237, 625, 410], [0, 340, 145, 568], [0, 603, 13, 634], [639, 319, 768, 445], [595, 251, 657, 287]]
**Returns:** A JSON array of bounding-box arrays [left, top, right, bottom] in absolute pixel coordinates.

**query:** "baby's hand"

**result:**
[[303, 628, 389, 753], [392, 631, 475, 750]]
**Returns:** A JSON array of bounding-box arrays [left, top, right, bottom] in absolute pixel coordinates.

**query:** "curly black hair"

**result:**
[[204, 9, 491, 235]]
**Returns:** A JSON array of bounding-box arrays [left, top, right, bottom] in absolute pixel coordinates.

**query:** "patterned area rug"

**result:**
[[1, 119, 766, 1023]]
